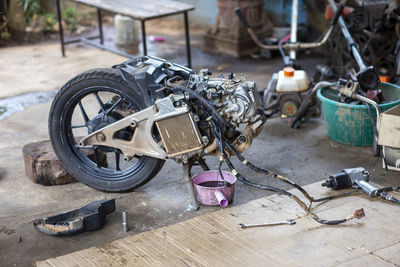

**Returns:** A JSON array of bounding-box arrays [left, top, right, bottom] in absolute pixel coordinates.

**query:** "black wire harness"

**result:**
[[167, 79, 366, 225]]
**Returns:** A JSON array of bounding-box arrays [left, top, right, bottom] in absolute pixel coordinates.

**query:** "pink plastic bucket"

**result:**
[[192, 171, 236, 207]]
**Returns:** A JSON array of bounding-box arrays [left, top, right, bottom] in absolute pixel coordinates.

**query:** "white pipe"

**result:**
[[290, 0, 298, 60], [214, 190, 228, 207]]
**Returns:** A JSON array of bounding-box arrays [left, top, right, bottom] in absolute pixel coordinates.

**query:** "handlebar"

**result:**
[[234, 7, 334, 51]]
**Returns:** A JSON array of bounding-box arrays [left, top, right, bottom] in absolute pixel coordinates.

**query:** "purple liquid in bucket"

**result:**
[[192, 171, 236, 207], [198, 181, 226, 187]]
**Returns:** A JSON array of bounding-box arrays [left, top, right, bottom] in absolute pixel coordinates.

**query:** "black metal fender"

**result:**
[[115, 56, 194, 106]]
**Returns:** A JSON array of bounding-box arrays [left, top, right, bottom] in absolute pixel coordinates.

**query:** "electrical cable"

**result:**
[[221, 136, 361, 203], [207, 118, 358, 225], [166, 81, 363, 225], [166, 77, 231, 129]]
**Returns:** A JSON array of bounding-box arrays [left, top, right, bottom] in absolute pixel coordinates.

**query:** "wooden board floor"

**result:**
[[37, 181, 400, 266]]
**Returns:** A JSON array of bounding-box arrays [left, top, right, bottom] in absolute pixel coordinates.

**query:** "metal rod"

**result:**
[[184, 12, 192, 68], [238, 219, 296, 229], [289, 0, 298, 60], [246, 26, 333, 51], [56, 0, 65, 57], [355, 94, 380, 136], [64, 35, 101, 45], [122, 210, 128, 232], [141, 20, 147, 56], [97, 8, 104, 45], [328, 0, 366, 69], [81, 38, 135, 59]]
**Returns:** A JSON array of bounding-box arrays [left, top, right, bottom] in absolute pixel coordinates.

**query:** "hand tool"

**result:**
[[322, 167, 400, 205], [238, 219, 296, 229]]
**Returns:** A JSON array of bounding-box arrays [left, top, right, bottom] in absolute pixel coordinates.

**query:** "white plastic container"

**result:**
[[114, 15, 139, 47], [276, 67, 310, 93]]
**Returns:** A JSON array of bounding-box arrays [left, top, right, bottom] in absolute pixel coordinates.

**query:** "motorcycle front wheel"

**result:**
[[48, 68, 165, 192]]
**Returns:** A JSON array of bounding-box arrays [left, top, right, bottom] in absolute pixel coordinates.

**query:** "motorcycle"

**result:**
[[48, 56, 372, 224], [48, 56, 264, 194]]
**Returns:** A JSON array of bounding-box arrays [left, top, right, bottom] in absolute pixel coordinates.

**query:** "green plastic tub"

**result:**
[[317, 82, 400, 146]]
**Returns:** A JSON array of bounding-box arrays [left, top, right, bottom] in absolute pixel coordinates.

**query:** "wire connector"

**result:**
[[353, 208, 365, 219], [345, 208, 365, 221]]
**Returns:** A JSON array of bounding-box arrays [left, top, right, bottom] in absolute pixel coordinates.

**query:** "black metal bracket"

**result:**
[[33, 199, 116, 236]]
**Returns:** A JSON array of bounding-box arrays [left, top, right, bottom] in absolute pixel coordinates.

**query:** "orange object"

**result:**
[[325, 6, 354, 20], [379, 76, 390, 83], [283, 67, 295, 77]]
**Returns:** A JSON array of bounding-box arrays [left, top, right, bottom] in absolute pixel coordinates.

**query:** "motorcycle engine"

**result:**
[[114, 57, 264, 161], [157, 69, 263, 160], [187, 69, 261, 125]]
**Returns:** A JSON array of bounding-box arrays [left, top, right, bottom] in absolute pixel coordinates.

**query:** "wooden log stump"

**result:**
[[23, 140, 106, 186]]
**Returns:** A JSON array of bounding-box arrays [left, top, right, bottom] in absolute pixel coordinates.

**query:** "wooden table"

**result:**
[[37, 181, 400, 266], [56, 0, 195, 67]]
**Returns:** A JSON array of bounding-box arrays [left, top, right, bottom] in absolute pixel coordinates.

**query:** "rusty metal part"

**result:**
[[155, 112, 203, 158], [234, 119, 264, 154], [204, 140, 218, 155]]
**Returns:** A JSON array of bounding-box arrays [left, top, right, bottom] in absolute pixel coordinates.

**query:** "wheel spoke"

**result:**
[[78, 101, 90, 124], [115, 152, 121, 172], [105, 97, 123, 114], [93, 147, 101, 168], [94, 92, 105, 112], [70, 124, 87, 129]]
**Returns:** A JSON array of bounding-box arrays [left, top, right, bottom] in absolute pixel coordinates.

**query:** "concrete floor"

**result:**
[[1, 20, 400, 266]]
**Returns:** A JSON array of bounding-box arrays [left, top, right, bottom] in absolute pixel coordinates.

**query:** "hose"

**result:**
[[207, 117, 358, 225], [365, 103, 380, 156], [170, 79, 363, 225], [290, 81, 333, 128]]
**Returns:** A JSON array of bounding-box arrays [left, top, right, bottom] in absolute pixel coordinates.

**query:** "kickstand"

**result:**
[[183, 160, 200, 211], [197, 157, 210, 171]]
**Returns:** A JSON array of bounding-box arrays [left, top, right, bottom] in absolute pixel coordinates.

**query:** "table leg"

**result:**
[[141, 20, 147, 56], [97, 9, 104, 45], [56, 0, 65, 57], [184, 11, 191, 68]]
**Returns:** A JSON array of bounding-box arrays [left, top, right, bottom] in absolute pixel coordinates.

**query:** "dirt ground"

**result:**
[[1, 19, 399, 266]]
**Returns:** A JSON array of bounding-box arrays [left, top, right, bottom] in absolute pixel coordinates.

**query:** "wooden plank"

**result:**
[[140, 231, 204, 267], [76, 0, 195, 20], [37, 181, 400, 266], [336, 254, 395, 267], [373, 243, 400, 265]]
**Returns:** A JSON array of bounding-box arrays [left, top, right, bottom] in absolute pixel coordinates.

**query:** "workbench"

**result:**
[[37, 180, 400, 266], [56, 0, 195, 67]]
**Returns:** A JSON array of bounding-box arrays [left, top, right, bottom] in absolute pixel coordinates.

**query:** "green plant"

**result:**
[[41, 13, 57, 32], [18, 0, 42, 26], [0, 31, 9, 40], [0, 106, 7, 116], [63, 7, 77, 30]]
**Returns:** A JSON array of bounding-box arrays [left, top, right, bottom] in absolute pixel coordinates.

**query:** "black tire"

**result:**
[[49, 68, 165, 192]]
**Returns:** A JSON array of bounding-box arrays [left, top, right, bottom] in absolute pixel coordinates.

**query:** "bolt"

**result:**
[[130, 120, 137, 128], [96, 133, 106, 142], [202, 136, 209, 145], [123, 156, 130, 162], [238, 135, 247, 143]]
